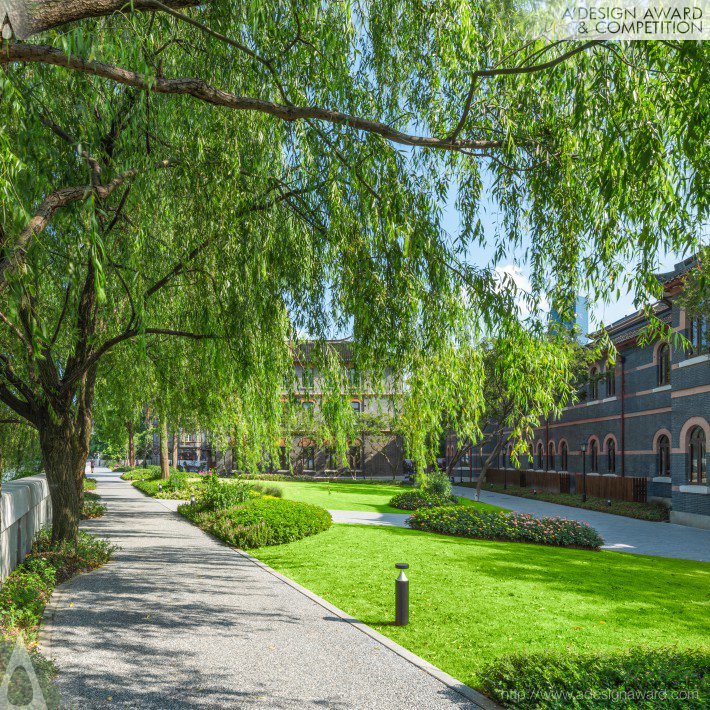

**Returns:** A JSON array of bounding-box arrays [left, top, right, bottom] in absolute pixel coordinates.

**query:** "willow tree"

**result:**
[[0, 3, 707, 541]]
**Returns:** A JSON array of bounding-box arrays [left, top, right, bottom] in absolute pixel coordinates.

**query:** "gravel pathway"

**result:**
[[453, 485, 710, 562], [41, 470, 487, 709]]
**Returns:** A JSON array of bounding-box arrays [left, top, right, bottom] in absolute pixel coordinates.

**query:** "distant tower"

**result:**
[[550, 296, 588, 343]]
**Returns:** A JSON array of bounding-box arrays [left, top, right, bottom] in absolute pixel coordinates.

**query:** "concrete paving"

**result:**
[[42, 469, 482, 709], [453, 485, 710, 562]]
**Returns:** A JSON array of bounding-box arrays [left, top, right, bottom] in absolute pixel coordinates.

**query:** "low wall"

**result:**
[[1, 474, 52, 582]]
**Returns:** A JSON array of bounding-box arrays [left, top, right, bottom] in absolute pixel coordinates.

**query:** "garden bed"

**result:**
[[461, 483, 670, 521], [408, 507, 603, 549]]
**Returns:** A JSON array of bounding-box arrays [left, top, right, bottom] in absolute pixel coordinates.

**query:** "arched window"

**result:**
[[657, 434, 670, 477], [548, 442, 555, 470], [689, 317, 708, 354], [606, 439, 616, 474], [590, 439, 599, 472], [689, 427, 707, 484], [536, 442, 544, 469], [589, 367, 599, 400], [657, 344, 670, 386], [605, 364, 616, 397], [559, 441, 568, 471]]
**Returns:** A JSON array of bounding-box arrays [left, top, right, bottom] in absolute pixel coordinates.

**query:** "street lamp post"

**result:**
[[580, 443, 587, 502]]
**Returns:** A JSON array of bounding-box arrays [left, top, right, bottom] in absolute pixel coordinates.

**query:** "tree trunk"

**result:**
[[39, 421, 88, 543], [160, 416, 170, 479], [171, 430, 179, 468], [127, 420, 135, 467], [476, 440, 505, 501]]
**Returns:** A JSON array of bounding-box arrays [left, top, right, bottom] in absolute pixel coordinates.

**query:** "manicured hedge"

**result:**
[[390, 490, 458, 510], [120, 465, 180, 481], [179, 498, 332, 549], [82, 492, 107, 519], [479, 647, 709, 709], [408, 508, 603, 549]]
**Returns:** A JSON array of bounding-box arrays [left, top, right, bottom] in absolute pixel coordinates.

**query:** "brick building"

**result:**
[[471, 257, 709, 529], [280, 340, 403, 478]]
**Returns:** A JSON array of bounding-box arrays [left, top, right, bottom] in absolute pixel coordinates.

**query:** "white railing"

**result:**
[[0, 474, 52, 582]]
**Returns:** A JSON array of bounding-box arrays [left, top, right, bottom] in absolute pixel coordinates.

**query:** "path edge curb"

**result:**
[[238, 547, 501, 710]]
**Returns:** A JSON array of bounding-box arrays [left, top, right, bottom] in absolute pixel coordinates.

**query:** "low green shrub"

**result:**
[[179, 497, 331, 548], [246, 481, 284, 498], [234, 473, 409, 486], [134, 478, 200, 500], [0, 530, 115, 642], [120, 465, 179, 481], [408, 507, 603, 549], [390, 490, 458, 510], [480, 646, 710, 709], [199, 475, 257, 509], [420, 470, 453, 497], [473, 483, 670, 522], [0, 636, 61, 709], [84, 477, 97, 491], [82, 492, 107, 519]]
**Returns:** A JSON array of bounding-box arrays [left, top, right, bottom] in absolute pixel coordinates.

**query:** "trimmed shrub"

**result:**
[[408, 508, 603, 550], [390, 490, 458, 510], [84, 477, 97, 490], [479, 647, 710, 709], [247, 481, 284, 498], [200, 475, 256, 509], [120, 466, 179, 481], [179, 497, 331, 548]]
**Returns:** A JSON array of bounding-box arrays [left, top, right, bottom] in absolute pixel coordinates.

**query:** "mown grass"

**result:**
[[249, 479, 506, 514], [254, 524, 710, 691]]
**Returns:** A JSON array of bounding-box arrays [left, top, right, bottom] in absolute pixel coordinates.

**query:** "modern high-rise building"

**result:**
[[549, 296, 589, 343]]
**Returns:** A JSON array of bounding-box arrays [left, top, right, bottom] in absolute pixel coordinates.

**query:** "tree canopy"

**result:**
[[0, 1, 707, 539]]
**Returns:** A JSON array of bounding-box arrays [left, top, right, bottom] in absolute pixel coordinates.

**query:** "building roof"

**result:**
[[654, 255, 699, 286], [293, 339, 354, 364]]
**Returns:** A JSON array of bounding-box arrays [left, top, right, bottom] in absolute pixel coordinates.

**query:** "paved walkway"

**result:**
[[43, 470, 483, 709], [453, 485, 710, 562]]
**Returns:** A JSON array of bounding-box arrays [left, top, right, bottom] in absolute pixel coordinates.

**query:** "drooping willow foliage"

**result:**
[[0, 2, 707, 535]]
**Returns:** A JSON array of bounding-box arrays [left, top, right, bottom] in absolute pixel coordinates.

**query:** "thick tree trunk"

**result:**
[[171, 430, 179, 468], [127, 420, 135, 467], [39, 421, 88, 543], [159, 417, 170, 479]]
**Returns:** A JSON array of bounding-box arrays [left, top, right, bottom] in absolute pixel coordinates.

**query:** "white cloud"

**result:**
[[493, 264, 549, 319]]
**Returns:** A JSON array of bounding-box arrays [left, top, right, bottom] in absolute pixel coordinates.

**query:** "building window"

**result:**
[[657, 435, 670, 477], [302, 446, 315, 471], [559, 442, 568, 471], [536, 442, 544, 470], [302, 367, 315, 389], [548, 442, 555, 470], [689, 317, 708, 354], [351, 400, 361, 414], [688, 427, 707, 484], [589, 367, 599, 401], [590, 440, 599, 472], [605, 364, 616, 397], [657, 344, 670, 386], [606, 439, 616, 474]]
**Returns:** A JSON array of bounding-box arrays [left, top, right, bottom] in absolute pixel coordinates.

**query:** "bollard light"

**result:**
[[395, 563, 409, 626], [190, 494, 196, 506], [607, 499, 612, 507], [158, 483, 163, 492]]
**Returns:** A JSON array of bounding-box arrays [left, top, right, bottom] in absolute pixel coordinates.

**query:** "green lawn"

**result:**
[[253, 524, 710, 690], [248, 479, 506, 514]]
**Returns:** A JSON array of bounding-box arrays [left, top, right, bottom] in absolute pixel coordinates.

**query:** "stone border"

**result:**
[[238, 548, 500, 709]]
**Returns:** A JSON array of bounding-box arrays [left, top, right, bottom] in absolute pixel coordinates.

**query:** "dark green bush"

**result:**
[[408, 508, 603, 549], [179, 497, 331, 548], [421, 470, 453, 497], [199, 475, 256, 509], [390, 490, 458, 510], [480, 647, 709, 709]]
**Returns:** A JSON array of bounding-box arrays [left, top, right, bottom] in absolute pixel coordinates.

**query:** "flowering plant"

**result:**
[[408, 508, 603, 549]]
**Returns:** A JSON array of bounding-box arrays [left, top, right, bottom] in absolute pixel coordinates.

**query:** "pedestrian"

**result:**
[[90, 459, 95, 475]]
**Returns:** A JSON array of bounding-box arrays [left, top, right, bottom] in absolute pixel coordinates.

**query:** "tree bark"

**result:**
[[3, 0, 204, 39], [171, 430, 179, 468], [127, 420, 135, 467], [39, 419, 88, 543], [159, 416, 170, 479]]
